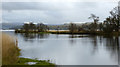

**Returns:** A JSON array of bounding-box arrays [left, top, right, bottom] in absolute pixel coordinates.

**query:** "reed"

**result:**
[[0, 32, 2, 66], [1, 32, 20, 65]]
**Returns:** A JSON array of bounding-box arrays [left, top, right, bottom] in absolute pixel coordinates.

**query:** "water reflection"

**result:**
[[103, 36, 119, 60], [68, 34, 119, 63], [90, 35, 118, 61], [16, 33, 49, 42], [69, 35, 76, 45], [7, 32, 119, 65], [89, 36, 98, 54]]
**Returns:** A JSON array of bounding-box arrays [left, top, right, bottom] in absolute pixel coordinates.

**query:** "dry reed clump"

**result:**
[[1, 32, 20, 65], [0, 32, 2, 66]]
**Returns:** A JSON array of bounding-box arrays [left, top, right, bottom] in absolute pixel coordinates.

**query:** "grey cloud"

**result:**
[[2, 2, 118, 24], [2, 2, 73, 11], [2, 2, 101, 11], [2, 2, 51, 11]]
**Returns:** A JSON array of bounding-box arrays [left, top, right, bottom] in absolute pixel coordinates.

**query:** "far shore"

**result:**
[[15, 29, 120, 36], [1, 29, 120, 36]]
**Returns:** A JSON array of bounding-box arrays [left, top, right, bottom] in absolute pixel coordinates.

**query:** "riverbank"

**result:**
[[15, 29, 120, 36]]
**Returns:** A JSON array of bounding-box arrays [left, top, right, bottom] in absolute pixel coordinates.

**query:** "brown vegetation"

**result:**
[[1, 32, 20, 65]]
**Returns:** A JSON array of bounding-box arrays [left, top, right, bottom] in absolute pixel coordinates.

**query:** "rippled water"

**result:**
[[6, 31, 119, 65]]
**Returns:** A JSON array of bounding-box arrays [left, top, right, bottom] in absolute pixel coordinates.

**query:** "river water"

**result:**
[[5, 31, 119, 65]]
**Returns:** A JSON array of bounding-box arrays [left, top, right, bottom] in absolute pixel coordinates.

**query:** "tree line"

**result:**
[[22, 22, 49, 32], [69, 1, 120, 33], [21, 1, 120, 33]]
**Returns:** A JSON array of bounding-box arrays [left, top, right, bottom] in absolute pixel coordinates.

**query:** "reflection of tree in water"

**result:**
[[37, 33, 49, 39], [103, 36, 119, 58], [89, 36, 98, 54], [22, 33, 37, 39], [69, 35, 76, 45], [20, 33, 37, 42], [89, 35, 119, 60], [20, 33, 49, 42], [37, 34, 49, 43]]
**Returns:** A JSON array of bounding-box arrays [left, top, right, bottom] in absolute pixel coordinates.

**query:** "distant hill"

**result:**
[[1, 22, 87, 30], [1, 22, 23, 30], [1, 22, 68, 30]]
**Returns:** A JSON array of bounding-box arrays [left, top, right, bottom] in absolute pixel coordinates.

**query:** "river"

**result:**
[[5, 31, 119, 65]]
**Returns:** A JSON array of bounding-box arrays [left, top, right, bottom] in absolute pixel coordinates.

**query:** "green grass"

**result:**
[[38, 32, 50, 34], [17, 58, 55, 65]]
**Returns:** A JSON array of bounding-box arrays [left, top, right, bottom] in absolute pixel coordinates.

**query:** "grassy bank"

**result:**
[[17, 58, 55, 65]]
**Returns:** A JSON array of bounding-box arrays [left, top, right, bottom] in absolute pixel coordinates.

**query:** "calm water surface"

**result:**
[[6, 31, 119, 65]]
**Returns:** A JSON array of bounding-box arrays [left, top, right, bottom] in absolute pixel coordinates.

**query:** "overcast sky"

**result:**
[[2, 0, 119, 24]]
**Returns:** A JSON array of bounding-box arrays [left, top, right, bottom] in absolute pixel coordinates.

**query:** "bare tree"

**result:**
[[88, 14, 99, 31], [88, 14, 99, 24]]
